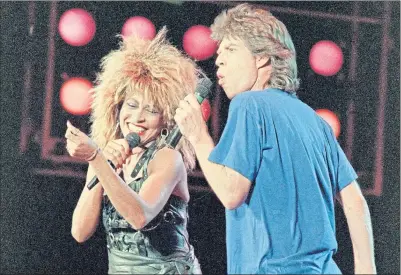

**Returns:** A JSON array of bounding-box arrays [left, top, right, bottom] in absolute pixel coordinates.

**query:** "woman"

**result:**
[[65, 27, 202, 274]]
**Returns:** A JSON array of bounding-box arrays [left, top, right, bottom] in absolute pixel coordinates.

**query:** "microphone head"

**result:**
[[126, 132, 140, 149], [195, 77, 213, 100]]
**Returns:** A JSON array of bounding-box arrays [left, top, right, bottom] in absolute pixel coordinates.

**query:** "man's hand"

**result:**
[[174, 94, 209, 145]]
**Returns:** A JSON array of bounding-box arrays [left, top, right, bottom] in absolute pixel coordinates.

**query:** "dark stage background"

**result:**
[[1, 1, 399, 274]]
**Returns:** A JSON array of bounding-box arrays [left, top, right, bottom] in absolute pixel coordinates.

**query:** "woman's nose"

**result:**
[[133, 109, 146, 123]]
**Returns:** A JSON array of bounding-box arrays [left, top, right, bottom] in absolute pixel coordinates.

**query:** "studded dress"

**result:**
[[102, 144, 201, 274]]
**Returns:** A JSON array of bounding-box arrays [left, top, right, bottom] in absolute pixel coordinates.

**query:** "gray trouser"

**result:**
[[108, 247, 202, 274]]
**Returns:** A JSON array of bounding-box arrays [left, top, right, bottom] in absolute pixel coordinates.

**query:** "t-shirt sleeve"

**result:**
[[320, 116, 358, 192], [208, 95, 262, 182], [336, 141, 358, 191]]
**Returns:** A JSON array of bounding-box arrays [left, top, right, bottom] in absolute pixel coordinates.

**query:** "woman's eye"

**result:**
[[147, 108, 159, 114], [127, 102, 138, 108]]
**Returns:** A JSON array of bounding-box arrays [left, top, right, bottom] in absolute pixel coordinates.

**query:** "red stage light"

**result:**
[[121, 16, 156, 40], [58, 8, 96, 46], [60, 77, 93, 115], [183, 25, 217, 61], [309, 40, 343, 76], [316, 109, 341, 138]]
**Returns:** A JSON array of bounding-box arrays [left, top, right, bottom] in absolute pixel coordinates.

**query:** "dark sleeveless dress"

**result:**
[[102, 147, 201, 274]]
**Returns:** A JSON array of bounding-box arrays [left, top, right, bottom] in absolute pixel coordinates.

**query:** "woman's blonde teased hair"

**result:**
[[211, 3, 300, 93], [89, 27, 200, 171]]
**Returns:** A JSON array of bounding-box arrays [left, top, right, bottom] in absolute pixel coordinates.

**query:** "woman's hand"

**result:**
[[102, 139, 131, 169], [65, 121, 98, 161]]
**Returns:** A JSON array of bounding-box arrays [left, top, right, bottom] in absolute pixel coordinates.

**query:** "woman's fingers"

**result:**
[[104, 140, 130, 167], [64, 121, 98, 161]]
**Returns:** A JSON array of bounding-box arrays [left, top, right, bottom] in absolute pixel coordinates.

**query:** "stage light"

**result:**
[[316, 109, 341, 138], [183, 25, 217, 61], [58, 8, 96, 46], [121, 16, 156, 40], [60, 77, 93, 115], [309, 40, 343, 76]]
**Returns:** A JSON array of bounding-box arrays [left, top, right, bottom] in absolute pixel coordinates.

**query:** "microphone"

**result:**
[[165, 77, 213, 148], [86, 132, 141, 190]]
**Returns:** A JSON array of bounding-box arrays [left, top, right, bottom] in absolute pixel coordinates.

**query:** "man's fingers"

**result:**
[[184, 94, 200, 107], [179, 99, 192, 111], [174, 108, 185, 124]]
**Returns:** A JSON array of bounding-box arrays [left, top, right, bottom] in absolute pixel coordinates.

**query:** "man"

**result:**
[[174, 3, 376, 274]]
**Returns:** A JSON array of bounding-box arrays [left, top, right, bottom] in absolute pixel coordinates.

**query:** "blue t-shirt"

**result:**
[[208, 89, 357, 274]]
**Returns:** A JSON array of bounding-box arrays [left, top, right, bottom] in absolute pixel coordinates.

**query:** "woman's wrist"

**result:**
[[86, 147, 101, 162]]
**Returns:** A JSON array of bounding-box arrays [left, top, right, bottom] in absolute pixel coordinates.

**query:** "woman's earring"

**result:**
[[157, 127, 169, 148], [161, 128, 169, 138]]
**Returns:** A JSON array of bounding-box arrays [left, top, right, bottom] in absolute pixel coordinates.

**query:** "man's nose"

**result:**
[[215, 54, 224, 67]]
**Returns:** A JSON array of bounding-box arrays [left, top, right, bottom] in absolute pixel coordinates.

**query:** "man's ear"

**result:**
[[256, 56, 271, 69]]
